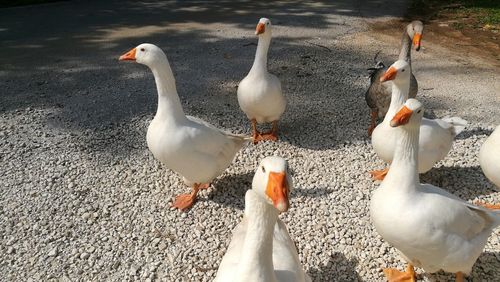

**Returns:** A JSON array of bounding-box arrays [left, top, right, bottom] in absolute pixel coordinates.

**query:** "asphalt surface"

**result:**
[[1, 1, 499, 281]]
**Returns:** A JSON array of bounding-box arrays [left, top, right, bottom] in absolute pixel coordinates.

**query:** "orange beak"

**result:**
[[255, 23, 265, 35], [390, 105, 413, 127], [265, 172, 289, 212], [413, 33, 422, 51], [380, 66, 397, 82], [119, 48, 137, 61]]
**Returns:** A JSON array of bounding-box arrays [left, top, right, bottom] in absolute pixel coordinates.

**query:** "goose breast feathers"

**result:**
[[147, 115, 249, 185], [238, 72, 286, 123], [215, 217, 310, 282]]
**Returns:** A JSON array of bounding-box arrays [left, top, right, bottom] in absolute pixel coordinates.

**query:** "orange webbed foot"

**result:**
[[260, 131, 278, 142], [253, 132, 278, 144], [252, 132, 265, 144], [474, 201, 500, 210], [251, 119, 279, 144], [370, 167, 389, 181], [172, 194, 196, 211], [383, 264, 416, 282]]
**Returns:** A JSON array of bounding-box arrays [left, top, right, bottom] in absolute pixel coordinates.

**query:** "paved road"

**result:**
[[1, 1, 498, 281], [0, 0, 412, 127]]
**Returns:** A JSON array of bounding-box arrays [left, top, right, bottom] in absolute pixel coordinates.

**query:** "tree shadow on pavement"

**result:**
[[0, 0, 417, 153]]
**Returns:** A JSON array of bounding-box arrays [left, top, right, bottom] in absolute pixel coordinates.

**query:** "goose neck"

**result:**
[[384, 81, 410, 123], [398, 30, 412, 64], [150, 61, 186, 123], [384, 125, 420, 190], [236, 190, 278, 282], [249, 33, 271, 75]]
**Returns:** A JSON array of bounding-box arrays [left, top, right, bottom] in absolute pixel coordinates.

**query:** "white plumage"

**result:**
[[371, 99, 500, 281], [120, 43, 250, 210], [479, 125, 500, 190], [371, 60, 467, 178], [238, 18, 286, 142], [215, 157, 310, 282]]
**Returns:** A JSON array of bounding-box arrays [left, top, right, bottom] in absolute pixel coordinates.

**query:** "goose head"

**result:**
[[406, 20, 424, 51], [380, 60, 411, 84], [390, 98, 424, 128], [119, 43, 167, 68], [255, 18, 272, 36], [252, 156, 292, 213]]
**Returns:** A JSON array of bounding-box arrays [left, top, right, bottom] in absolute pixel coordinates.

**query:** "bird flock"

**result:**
[[118, 18, 500, 282]]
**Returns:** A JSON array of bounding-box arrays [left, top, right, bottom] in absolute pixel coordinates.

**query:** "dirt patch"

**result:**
[[370, 19, 500, 68]]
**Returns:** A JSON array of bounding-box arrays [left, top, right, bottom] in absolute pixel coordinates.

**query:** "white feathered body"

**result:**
[[123, 43, 249, 189], [238, 19, 286, 125], [372, 116, 467, 173], [215, 218, 310, 282], [238, 71, 286, 124], [371, 182, 500, 274], [147, 116, 248, 185], [479, 125, 500, 189]]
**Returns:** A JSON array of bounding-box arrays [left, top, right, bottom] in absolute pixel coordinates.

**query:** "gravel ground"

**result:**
[[1, 1, 499, 281]]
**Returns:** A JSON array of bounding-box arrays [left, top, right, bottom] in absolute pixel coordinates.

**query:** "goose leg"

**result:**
[[368, 109, 378, 136], [260, 120, 279, 142], [474, 201, 500, 210], [172, 183, 205, 211], [370, 167, 389, 181], [251, 119, 265, 144], [383, 264, 416, 282], [456, 272, 464, 282]]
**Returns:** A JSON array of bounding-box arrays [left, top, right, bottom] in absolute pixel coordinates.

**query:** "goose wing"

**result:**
[[214, 218, 248, 282], [273, 219, 311, 282]]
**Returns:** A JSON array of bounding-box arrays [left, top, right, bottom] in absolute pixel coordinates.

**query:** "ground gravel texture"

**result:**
[[1, 1, 499, 281]]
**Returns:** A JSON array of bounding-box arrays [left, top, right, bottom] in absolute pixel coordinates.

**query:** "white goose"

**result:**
[[371, 99, 500, 282], [480, 125, 500, 193], [371, 60, 467, 180], [215, 157, 310, 282], [119, 44, 250, 210], [238, 18, 286, 143]]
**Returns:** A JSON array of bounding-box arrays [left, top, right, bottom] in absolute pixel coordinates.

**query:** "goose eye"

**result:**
[[140, 48, 145, 52], [401, 69, 405, 72], [261, 166, 266, 173], [417, 110, 422, 113], [266, 22, 269, 25]]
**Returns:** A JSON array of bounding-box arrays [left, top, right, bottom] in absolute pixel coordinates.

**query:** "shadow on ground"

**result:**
[[0, 0, 421, 152], [293, 186, 334, 198], [308, 252, 362, 281], [454, 127, 493, 140], [207, 171, 253, 210], [421, 165, 498, 200], [423, 251, 500, 281]]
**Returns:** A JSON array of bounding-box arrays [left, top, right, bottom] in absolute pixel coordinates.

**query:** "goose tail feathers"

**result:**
[[366, 51, 385, 78], [442, 116, 468, 136], [226, 133, 253, 147]]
